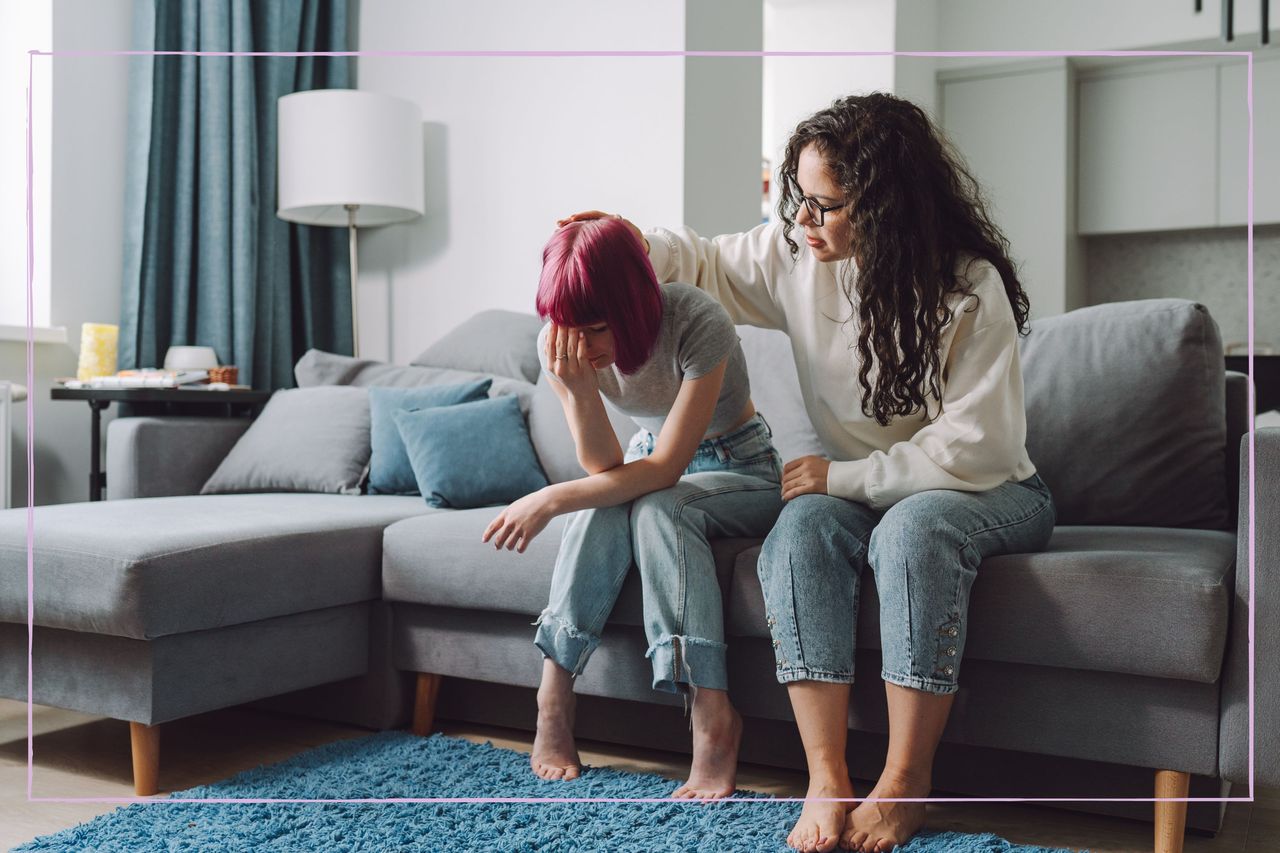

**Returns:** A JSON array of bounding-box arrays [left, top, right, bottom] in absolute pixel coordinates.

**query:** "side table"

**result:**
[[51, 386, 272, 502]]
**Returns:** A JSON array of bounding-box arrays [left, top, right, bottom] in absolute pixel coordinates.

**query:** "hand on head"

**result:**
[[545, 323, 600, 398], [556, 211, 648, 254]]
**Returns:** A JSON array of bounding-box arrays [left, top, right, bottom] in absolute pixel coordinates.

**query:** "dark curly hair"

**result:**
[[777, 93, 1031, 426]]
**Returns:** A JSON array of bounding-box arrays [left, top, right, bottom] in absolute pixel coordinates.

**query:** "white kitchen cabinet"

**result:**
[[1077, 62, 1219, 235], [1218, 55, 1280, 227], [939, 61, 1084, 319]]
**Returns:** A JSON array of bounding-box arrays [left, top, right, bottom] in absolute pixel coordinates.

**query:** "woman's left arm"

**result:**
[[483, 360, 728, 552], [822, 315, 1030, 510]]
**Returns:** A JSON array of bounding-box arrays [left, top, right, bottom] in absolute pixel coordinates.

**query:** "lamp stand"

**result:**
[[345, 203, 360, 357]]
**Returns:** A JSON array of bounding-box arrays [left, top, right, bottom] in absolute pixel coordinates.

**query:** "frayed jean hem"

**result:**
[[775, 665, 856, 686], [532, 609, 600, 677], [645, 634, 729, 693], [881, 669, 960, 695]]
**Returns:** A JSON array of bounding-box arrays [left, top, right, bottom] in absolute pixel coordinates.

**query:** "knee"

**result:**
[[570, 503, 633, 535], [630, 484, 696, 533], [868, 494, 968, 571], [761, 494, 847, 558]]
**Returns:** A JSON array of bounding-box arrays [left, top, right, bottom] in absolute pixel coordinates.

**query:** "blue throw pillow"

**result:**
[[392, 395, 549, 508], [368, 379, 492, 494]]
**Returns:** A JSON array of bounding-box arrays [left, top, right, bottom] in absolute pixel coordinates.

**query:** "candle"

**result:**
[[77, 323, 119, 382]]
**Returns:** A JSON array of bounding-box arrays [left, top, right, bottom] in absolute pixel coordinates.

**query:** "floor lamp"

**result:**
[[276, 90, 425, 357]]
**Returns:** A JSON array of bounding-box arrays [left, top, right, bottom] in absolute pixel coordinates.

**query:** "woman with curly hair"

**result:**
[[560, 92, 1055, 852]]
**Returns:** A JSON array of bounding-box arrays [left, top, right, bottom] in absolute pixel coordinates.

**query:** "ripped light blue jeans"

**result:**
[[534, 413, 784, 693]]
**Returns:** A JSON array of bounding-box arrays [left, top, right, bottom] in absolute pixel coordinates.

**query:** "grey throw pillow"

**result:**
[[410, 310, 545, 383], [201, 386, 371, 495], [1020, 298, 1227, 529], [294, 349, 536, 414]]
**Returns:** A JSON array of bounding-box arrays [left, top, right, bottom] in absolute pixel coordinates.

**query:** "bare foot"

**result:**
[[787, 777, 854, 853], [672, 690, 741, 799], [841, 768, 929, 852], [530, 661, 581, 781]]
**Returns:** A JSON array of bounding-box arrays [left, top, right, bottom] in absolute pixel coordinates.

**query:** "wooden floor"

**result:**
[[1, 698, 1275, 852]]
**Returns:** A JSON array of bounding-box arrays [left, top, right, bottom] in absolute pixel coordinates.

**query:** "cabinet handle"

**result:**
[[1264, 0, 1271, 45], [1224, 0, 1235, 41]]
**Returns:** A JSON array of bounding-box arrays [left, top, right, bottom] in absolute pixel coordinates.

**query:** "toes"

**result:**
[[562, 765, 580, 781]]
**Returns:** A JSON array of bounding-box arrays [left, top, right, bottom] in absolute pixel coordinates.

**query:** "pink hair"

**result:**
[[535, 218, 664, 374]]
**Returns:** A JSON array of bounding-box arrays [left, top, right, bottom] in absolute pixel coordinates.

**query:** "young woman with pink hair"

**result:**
[[482, 217, 785, 798]]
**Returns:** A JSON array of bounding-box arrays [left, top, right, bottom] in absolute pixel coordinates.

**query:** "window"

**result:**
[[2, 4, 51, 329]]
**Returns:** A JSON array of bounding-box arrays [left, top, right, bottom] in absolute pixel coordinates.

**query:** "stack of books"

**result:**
[[63, 369, 210, 390]]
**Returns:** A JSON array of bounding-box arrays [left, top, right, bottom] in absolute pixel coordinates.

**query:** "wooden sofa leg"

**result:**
[[1154, 769, 1190, 853], [412, 673, 442, 736], [129, 721, 160, 796]]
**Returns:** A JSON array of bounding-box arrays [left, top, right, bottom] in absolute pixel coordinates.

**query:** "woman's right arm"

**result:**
[[557, 212, 789, 330], [543, 325, 623, 474]]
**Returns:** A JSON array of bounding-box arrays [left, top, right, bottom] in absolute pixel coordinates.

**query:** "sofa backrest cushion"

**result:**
[[1019, 299, 1227, 529], [735, 326, 827, 462], [410, 310, 545, 383], [294, 349, 535, 413]]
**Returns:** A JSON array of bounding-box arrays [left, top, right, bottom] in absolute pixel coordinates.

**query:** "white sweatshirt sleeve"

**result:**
[[645, 222, 789, 331], [825, 312, 1030, 509]]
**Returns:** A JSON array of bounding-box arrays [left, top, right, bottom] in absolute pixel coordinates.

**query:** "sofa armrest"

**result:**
[[1220, 426, 1280, 787], [105, 416, 250, 499]]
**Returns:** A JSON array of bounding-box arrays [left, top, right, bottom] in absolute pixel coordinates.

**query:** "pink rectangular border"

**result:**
[[23, 48, 1257, 807]]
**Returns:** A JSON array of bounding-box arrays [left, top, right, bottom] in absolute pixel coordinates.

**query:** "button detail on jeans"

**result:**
[[948, 627, 959, 638], [942, 665, 954, 676], [946, 646, 957, 657]]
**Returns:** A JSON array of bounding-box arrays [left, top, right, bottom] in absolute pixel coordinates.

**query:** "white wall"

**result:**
[[762, 0, 896, 191], [355, 1, 689, 364]]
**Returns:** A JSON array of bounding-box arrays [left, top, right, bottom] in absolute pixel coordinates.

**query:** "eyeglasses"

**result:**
[[797, 193, 846, 226]]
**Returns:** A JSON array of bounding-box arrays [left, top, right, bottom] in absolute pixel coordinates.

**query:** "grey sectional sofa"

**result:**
[[1, 299, 1275, 853]]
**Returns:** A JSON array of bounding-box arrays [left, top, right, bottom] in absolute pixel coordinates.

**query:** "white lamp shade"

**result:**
[[277, 90, 425, 227]]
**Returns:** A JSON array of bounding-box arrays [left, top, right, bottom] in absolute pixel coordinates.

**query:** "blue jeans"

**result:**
[[757, 474, 1055, 695], [534, 413, 784, 693]]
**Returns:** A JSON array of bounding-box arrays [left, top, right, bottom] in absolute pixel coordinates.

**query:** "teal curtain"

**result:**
[[120, 0, 352, 390]]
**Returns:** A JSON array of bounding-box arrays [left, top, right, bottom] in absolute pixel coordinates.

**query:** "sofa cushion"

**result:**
[[735, 325, 826, 462], [381, 509, 755, 626], [0, 494, 432, 640], [726, 525, 1234, 683], [369, 380, 493, 495], [1019, 299, 1227, 529], [294, 349, 535, 414], [394, 396, 549, 508], [410, 309, 545, 384], [201, 387, 371, 495]]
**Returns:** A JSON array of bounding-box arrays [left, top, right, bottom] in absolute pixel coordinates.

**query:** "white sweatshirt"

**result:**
[[646, 222, 1037, 509]]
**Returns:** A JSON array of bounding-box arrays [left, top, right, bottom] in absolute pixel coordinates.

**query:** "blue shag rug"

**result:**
[[15, 732, 1084, 852]]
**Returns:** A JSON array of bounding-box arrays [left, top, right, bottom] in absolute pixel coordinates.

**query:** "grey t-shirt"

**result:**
[[538, 283, 751, 437]]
